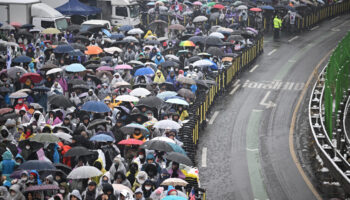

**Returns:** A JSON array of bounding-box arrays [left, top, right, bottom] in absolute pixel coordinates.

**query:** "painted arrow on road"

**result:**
[[260, 91, 276, 108]]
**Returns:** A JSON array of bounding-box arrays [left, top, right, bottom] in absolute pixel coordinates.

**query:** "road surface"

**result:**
[[196, 15, 350, 200]]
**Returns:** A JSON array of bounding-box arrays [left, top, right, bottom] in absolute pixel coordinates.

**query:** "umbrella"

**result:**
[[109, 33, 125, 40], [115, 64, 133, 70], [179, 41, 195, 47], [166, 98, 189, 106], [161, 178, 188, 187], [116, 95, 139, 102], [193, 59, 213, 67], [97, 66, 114, 71], [119, 25, 133, 32], [188, 36, 205, 44], [113, 81, 131, 88], [7, 66, 27, 79], [205, 36, 224, 46], [70, 43, 87, 51], [144, 40, 160, 45], [177, 77, 196, 85], [42, 28, 61, 34], [141, 140, 173, 152], [227, 35, 244, 41], [250, 7, 262, 12], [121, 123, 149, 136], [152, 136, 176, 144], [53, 44, 74, 53], [148, 20, 167, 30], [68, 79, 86, 86], [193, 16, 208, 23], [64, 146, 93, 157], [128, 60, 144, 66], [259, 5, 275, 10], [19, 160, 56, 171], [67, 166, 102, 179], [67, 24, 81, 32], [54, 132, 72, 143], [112, 184, 134, 196], [104, 47, 123, 54], [0, 108, 13, 115], [118, 138, 144, 145], [40, 63, 58, 71], [165, 152, 193, 166], [25, 184, 59, 192], [167, 142, 186, 155], [13, 56, 32, 63], [168, 24, 186, 31], [46, 68, 63, 75], [74, 35, 90, 43], [17, 30, 33, 38], [30, 133, 60, 143], [49, 95, 73, 108], [32, 85, 50, 92], [30, 103, 43, 109], [193, 1, 202, 6], [54, 163, 72, 175], [137, 96, 163, 109], [18, 140, 43, 152], [157, 91, 178, 100], [165, 55, 179, 61], [10, 170, 28, 179], [85, 45, 103, 55], [206, 46, 224, 57], [154, 120, 181, 130], [87, 119, 109, 130], [10, 22, 21, 27], [0, 87, 10, 94], [213, 4, 225, 9], [65, 63, 86, 72], [130, 88, 151, 97], [123, 36, 139, 43], [177, 88, 195, 99], [209, 32, 225, 39], [9, 92, 28, 99], [90, 134, 114, 142], [135, 67, 154, 76], [81, 101, 111, 113], [162, 195, 188, 200], [19, 73, 42, 83], [236, 5, 248, 10], [128, 28, 144, 35], [0, 24, 15, 30]]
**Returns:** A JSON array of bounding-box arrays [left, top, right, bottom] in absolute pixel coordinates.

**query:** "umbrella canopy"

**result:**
[[236, 5, 248, 10], [227, 35, 245, 42], [154, 120, 181, 130], [205, 36, 224, 46], [97, 66, 114, 71], [119, 25, 133, 32], [9, 92, 28, 99], [161, 178, 188, 187], [19, 73, 42, 83], [53, 44, 74, 53], [177, 88, 195, 99], [70, 43, 87, 51], [168, 24, 186, 31], [42, 28, 61, 34], [259, 5, 275, 10], [152, 136, 176, 144], [165, 152, 193, 166], [65, 63, 86, 72], [115, 64, 132, 70], [122, 36, 139, 43], [121, 123, 149, 136], [193, 59, 213, 67], [177, 76, 196, 85], [135, 68, 155, 76], [193, 16, 208, 23], [7, 66, 27, 79], [130, 88, 151, 97], [137, 96, 163, 109], [116, 95, 139, 102], [46, 68, 63, 75], [250, 7, 262, 12], [162, 195, 188, 200], [40, 63, 59, 71], [18, 160, 56, 171], [81, 101, 111, 113], [118, 138, 144, 145], [209, 32, 225, 39], [179, 40, 195, 47], [30, 133, 60, 143], [128, 28, 144, 35], [157, 91, 177, 100], [54, 132, 72, 143], [67, 166, 102, 179], [25, 184, 59, 192], [206, 46, 224, 57], [141, 140, 173, 152], [113, 81, 131, 88], [104, 47, 123, 54], [90, 134, 114, 142], [13, 56, 32, 63], [85, 45, 103, 55], [112, 184, 134, 197], [193, 1, 202, 5], [87, 119, 109, 130], [166, 98, 189, 106], [32, 85, 50, 92], [0, 108, 13, 115], [49, 95, 73, 108], [64, 146, 93, 157]]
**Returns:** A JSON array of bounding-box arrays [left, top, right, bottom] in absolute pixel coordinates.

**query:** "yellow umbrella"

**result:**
[[42, 28, 61, 34]]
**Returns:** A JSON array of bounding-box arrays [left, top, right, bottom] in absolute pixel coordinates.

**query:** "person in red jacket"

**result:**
[[14, 98, 28, 112]]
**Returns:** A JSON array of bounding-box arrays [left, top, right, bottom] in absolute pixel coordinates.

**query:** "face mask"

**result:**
[[145, 186, 151, 191], [60, 189, 65, 194], [25, 145, 30, 150], [21, 177, 27, 181], [103, 74, 107, 78], [139, 155, 144, 159], [139, 179, 145, 185]]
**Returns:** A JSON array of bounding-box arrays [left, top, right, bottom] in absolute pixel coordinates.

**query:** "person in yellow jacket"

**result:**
[[273, 15, 282, 39], [153, 70, 165, 84], [104, 96, 114, 110], [177, 105, 189, 121], [91, 158, 106, 184], [144, 30, 156, 39]]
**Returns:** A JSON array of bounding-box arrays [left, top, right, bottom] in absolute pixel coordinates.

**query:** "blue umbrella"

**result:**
[[167, 142, 187, 155], [102, 28, 111, 37], [54, 44, 74, 54], [119, 25, 133, 32], [110, 33, 125, 40], [90, 134, 114, 142], [161, 196, 187, 200], [157, 91, 178, 100], [134, 67, 155, 76], [13, 56, 32, 63], [65, 63, 86, 72], [81, 101, 111, 113], [68, 50, 84, 57], [259, 5, 274, 10]]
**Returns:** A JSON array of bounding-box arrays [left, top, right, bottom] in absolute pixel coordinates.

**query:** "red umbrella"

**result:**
[[118, 139, 144, 145], [250, 7, 262, 12], [213, 4, 225, 9], [0, 108, 13, 115], [19, 73, 43, 83]]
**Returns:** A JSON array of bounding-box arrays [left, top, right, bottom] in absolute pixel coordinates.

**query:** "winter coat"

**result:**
[[0, 151, 17, 178], [8, 184, 25, 200], [0, 186, 9, 199], [69, 190, 82, 200]]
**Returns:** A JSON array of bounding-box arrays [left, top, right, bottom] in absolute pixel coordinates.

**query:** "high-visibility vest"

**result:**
[[274, 17, 282, 28]]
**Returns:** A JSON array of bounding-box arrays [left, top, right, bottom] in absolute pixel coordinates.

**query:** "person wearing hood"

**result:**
[[0, 150, 18, 180], [111, 73, 124, 87], [166, 185, 178, 196], [98, 83, 111, 100], [156, 168, 170, 187], [134, 188, 145, 200], [141, 153, 161, 180], [9, 184, 25, 200], [132, 171, 147, 192], [166, 71, 177, 85], [18, 107, 30, 124], [141, 179, 155, 199], [124, 47, 135, 62], [51, 82, 63, 95], [153, 70, 165, 84], [17, 171, 29, 190], [85, 89, 99, 102], [91, 158, 107, 184], [126, 162, 139, 187], [167, 162, 185, 179], [96, 183, 116, 200], [113, 171, 131, 188], [44, 175, 59, 197], [153, 53, 164, 66], [0, 186, 10, 199], [29, 110, 46, 127], [0, 126, 14, 142], [122, 70, 132, 83], [28, 170, 42, 185], [82, 181, 100, 200], [19, 125, 34, 141], [108, 157, 126, 180], [69, 190, 82, 200]]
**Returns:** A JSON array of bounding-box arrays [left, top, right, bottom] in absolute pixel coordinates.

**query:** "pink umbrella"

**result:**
[[115, 64, 133, 70], [96, 66, 114, 71], [193, 1, 202, 6]]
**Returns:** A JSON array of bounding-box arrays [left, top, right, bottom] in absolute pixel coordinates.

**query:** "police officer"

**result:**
[[273, 15, 282, 39]]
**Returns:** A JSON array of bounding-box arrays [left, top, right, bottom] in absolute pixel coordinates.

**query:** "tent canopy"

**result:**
[[56, 0, 101, 16]]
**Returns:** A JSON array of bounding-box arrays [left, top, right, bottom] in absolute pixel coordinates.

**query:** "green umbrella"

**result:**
[[30, 133, 60, 143]]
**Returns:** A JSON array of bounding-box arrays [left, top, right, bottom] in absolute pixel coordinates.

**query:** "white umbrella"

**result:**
[[236, 5, 248, 10], [165, 98, 189, 106], [104, 47, 123, 54], [165, 54, 179, 61], [116, 95, 140, 102], [193, 16, 208, 23], [6, 42, 19, 47], [128, 28, 144, 35], [193, 59, 213, 67], [9, 92, 28, 99], [67, 166, 102, 179], [217, 27, 234, 33], [123, 36, 138, 43], [154, 120, 182, 130], [209, 32, 225, 39], [130, 88, 151, 97], [46, 68, 62, 75], [128, 60, 144, 66], [54, 132, 72, 143], [151, 137, 176, 144]]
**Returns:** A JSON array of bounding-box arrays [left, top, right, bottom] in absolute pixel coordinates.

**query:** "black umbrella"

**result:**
[[19, 160, 56, 171], [187, 56, 201, 63], [205, 36, 224, 46], [165, 152, 193, 166], [144, 40, 160, 45], [64, 146, 93, 157], [160, 60, 178, 68], [18, 140, 44, 152], [21, 24, 34, 29], [48, 95, 73, 108], [54, 163, 72, 175], [72, 84, 89, 91], [0, 112, 18, 122], [137, 96, 164, 109], [86, 74, 102, 85], [70, 43, 87, 51], [188, 36, 205, 44], [2, 141, 18, 157], [0, 87, 11, 93], [74, 35, 90, 43], [159, 82, 175, 91], [177, 88, 195, 99], [195, 79, 209, 90], [32, 85, 50, 92], [40, 63, 58, 71], [68, 79, 86, 85], [227, 35, 244, 42], [141, 140, 173, 152], [206, 46, 224, 57], [17, 30, 34, 38], [87, 119, 109, 130], [52, 126, 72, 134], [67, 24, 81, 32], [86, 63, 100, 70]]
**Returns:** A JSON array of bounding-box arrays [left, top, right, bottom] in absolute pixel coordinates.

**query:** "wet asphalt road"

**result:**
[[196, 15, 350, 200]]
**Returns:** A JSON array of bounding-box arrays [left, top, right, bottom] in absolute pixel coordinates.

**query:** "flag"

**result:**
[[189, 187, 196, 200], [6, 46, 11, 69]]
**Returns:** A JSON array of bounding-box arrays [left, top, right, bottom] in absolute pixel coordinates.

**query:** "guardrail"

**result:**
[[309, 35, 350, 195]]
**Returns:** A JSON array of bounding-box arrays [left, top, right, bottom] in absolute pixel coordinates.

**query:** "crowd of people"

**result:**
[[0, 0, 327, 199]]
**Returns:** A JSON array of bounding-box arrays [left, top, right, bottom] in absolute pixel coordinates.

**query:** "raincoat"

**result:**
[[0, 150, 18, 179], [153, 70, 165, 84], [8, 184, 25, 200]]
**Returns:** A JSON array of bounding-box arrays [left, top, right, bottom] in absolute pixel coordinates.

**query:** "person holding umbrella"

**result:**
[[167, 162, 185, 180]]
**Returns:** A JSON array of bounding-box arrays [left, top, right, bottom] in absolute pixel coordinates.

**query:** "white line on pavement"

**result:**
[[202, 147, 207, 167], [288, 36, 299, 42], [233, 79, 240, 86], [267, 49, 277, 56], [249, 64, 259, 73], [311, 26, 319, 31], [208, 111, 220, 125], [331, 16, 340, 21], [247, 148, 259, 151], [230, 84, 241, 95]]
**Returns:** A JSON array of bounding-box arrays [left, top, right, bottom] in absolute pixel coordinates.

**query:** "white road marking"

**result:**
[[310, 26, 319, 31], [242, 80, 304, 91], [201, 147, 207, 167], [267, 49, 277, 56], [230, 84, 241, 95], [331, 16, 339, 21], [233, 79, 240, 86], [247, 148, 259, 151], [208, 111, 220, 125], [288, 36, 299, 42], [249, 64, 259, 73], [259, 91, 276, 108]]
